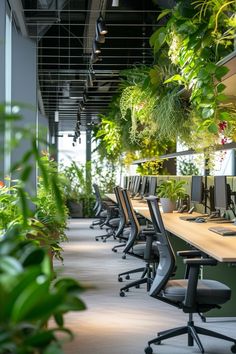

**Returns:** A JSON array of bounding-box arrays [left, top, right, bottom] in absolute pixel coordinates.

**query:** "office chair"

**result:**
[[118, 189, 159, 296], [90, 184, 120, 242], [90, 184, 107, 229], [111, 186, 130, 253], [144, 196, 236, 354]]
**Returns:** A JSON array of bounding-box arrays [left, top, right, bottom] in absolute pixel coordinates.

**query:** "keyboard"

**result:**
[[179, 216, 197, 221], [179, 215, 208, 221], [208, 226, 236, 236]]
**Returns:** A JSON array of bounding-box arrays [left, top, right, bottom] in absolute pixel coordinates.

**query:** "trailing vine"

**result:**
[[150, 0, 236, 150]]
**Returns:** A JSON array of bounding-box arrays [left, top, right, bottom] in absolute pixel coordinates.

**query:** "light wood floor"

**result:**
[[53, 219, 236, 354]]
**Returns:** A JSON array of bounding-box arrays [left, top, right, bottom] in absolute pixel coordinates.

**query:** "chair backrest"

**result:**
[[93, 183, 103, 215], [148, 176, 157, 196], [129, 176, 136, 194], [140, 176, 148, 197], [132, 175, 142, 196], [122, 189, 141, 253], [114, 186, 129, 225], [146, 196, 176, 298]]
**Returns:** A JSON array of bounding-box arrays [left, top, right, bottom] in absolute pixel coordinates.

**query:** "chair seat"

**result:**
[[163, 279, 231, 305], [133, 242, 159, 259], [100, 210, 107, 217], [109, 217, 120, 226]]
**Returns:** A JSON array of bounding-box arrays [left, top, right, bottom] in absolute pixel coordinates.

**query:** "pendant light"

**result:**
[[96, 15, 108, 35]]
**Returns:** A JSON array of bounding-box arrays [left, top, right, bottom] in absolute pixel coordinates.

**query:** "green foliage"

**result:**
[[150, 0, 236, 148], [34, 155, 69, 260], [0, 105, 87, 353], [0, 225, 86, 353], [95, 116, 122, 162], [62, 161, 95, 217], [92, 159, 117, 194], [153, 91, 190, 141], [0, 182, 22, 232], [178, 158, 200, 175], [136, 159, 166, 176], [157, 179, 186, 200]]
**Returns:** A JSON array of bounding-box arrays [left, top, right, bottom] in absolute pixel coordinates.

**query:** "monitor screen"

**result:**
[[148, 177, 157, 196], [191, 176, 203, 203], [214, 176, 229, 210]]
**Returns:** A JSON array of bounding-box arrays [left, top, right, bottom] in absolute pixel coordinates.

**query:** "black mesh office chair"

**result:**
[[118, 189, 159, 296], [111, 186, 130, 253], [90, 184, 107, 229], [145, 196, 236, 354]]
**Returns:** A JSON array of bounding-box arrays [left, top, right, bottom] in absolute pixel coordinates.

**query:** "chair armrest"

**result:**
[[177, 250, 202, 258], [142, 228, 155, 234], [184, 258, 217, 266]]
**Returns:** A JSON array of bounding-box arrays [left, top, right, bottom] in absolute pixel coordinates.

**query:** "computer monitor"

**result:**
[[214, 176, 231, 210], [191, 176, 204, 203], [148, 177, 157, 196]]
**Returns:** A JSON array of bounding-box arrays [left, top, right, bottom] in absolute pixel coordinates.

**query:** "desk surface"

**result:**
[[106, 193, 236, 262]]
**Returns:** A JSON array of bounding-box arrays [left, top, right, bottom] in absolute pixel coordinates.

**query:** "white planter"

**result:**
[[160, 198, 176, 213]]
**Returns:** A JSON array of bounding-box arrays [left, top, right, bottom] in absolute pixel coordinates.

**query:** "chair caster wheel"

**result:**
[[135, 284, 140, 288], [118, 277, 123, 282], [103, 239, 106, 243], [144, 346, 153, 354], [122, 255, 126, 260], [89, 226, 94, 229], [231, 344, 236, 353], [95, 238, 99, 241], [101, 236, 104, 240], [113, 249, 117, 253], [125, 275, 130, 280], [125, 288, 129, 292], [120, 291, 125, 297]]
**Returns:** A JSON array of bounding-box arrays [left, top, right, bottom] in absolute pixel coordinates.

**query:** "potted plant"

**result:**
[[157, 179, 186, 213], [0, 224, 86, 353], [62, 161, 95, 218]]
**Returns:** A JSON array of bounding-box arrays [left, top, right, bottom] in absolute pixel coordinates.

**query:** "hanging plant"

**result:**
[[150, 0, 236, 149], [120, 85, 158, 142], [153, 90, 190, 141]]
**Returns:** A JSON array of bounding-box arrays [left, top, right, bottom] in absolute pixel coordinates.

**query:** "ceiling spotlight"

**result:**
[[54, 111, 59, 122], [91, 53, 101, 64], [95, 24, 105, 44], [83, 93, 87, 103], [112, 0, 119, 6], [93, 40, 101, 54], [97, 15, 108, 35], [90, 69, 96, 80], [81, 102, 85, 110]]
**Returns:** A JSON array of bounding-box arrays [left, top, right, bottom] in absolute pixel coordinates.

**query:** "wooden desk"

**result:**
[[106, 193, 236, 316], [106, 194, 236, 263]]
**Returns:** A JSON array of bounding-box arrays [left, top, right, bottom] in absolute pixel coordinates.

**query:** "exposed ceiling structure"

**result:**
[[20, 0, 163, 135]]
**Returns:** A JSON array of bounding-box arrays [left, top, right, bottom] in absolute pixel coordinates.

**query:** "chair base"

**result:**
[[145, 318, 236, 354], [119, 264, 155, 296], [112, 242, 126, 252]]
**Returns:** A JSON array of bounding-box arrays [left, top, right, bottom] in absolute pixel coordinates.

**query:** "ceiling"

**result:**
[[20, 0, 164, 136]]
